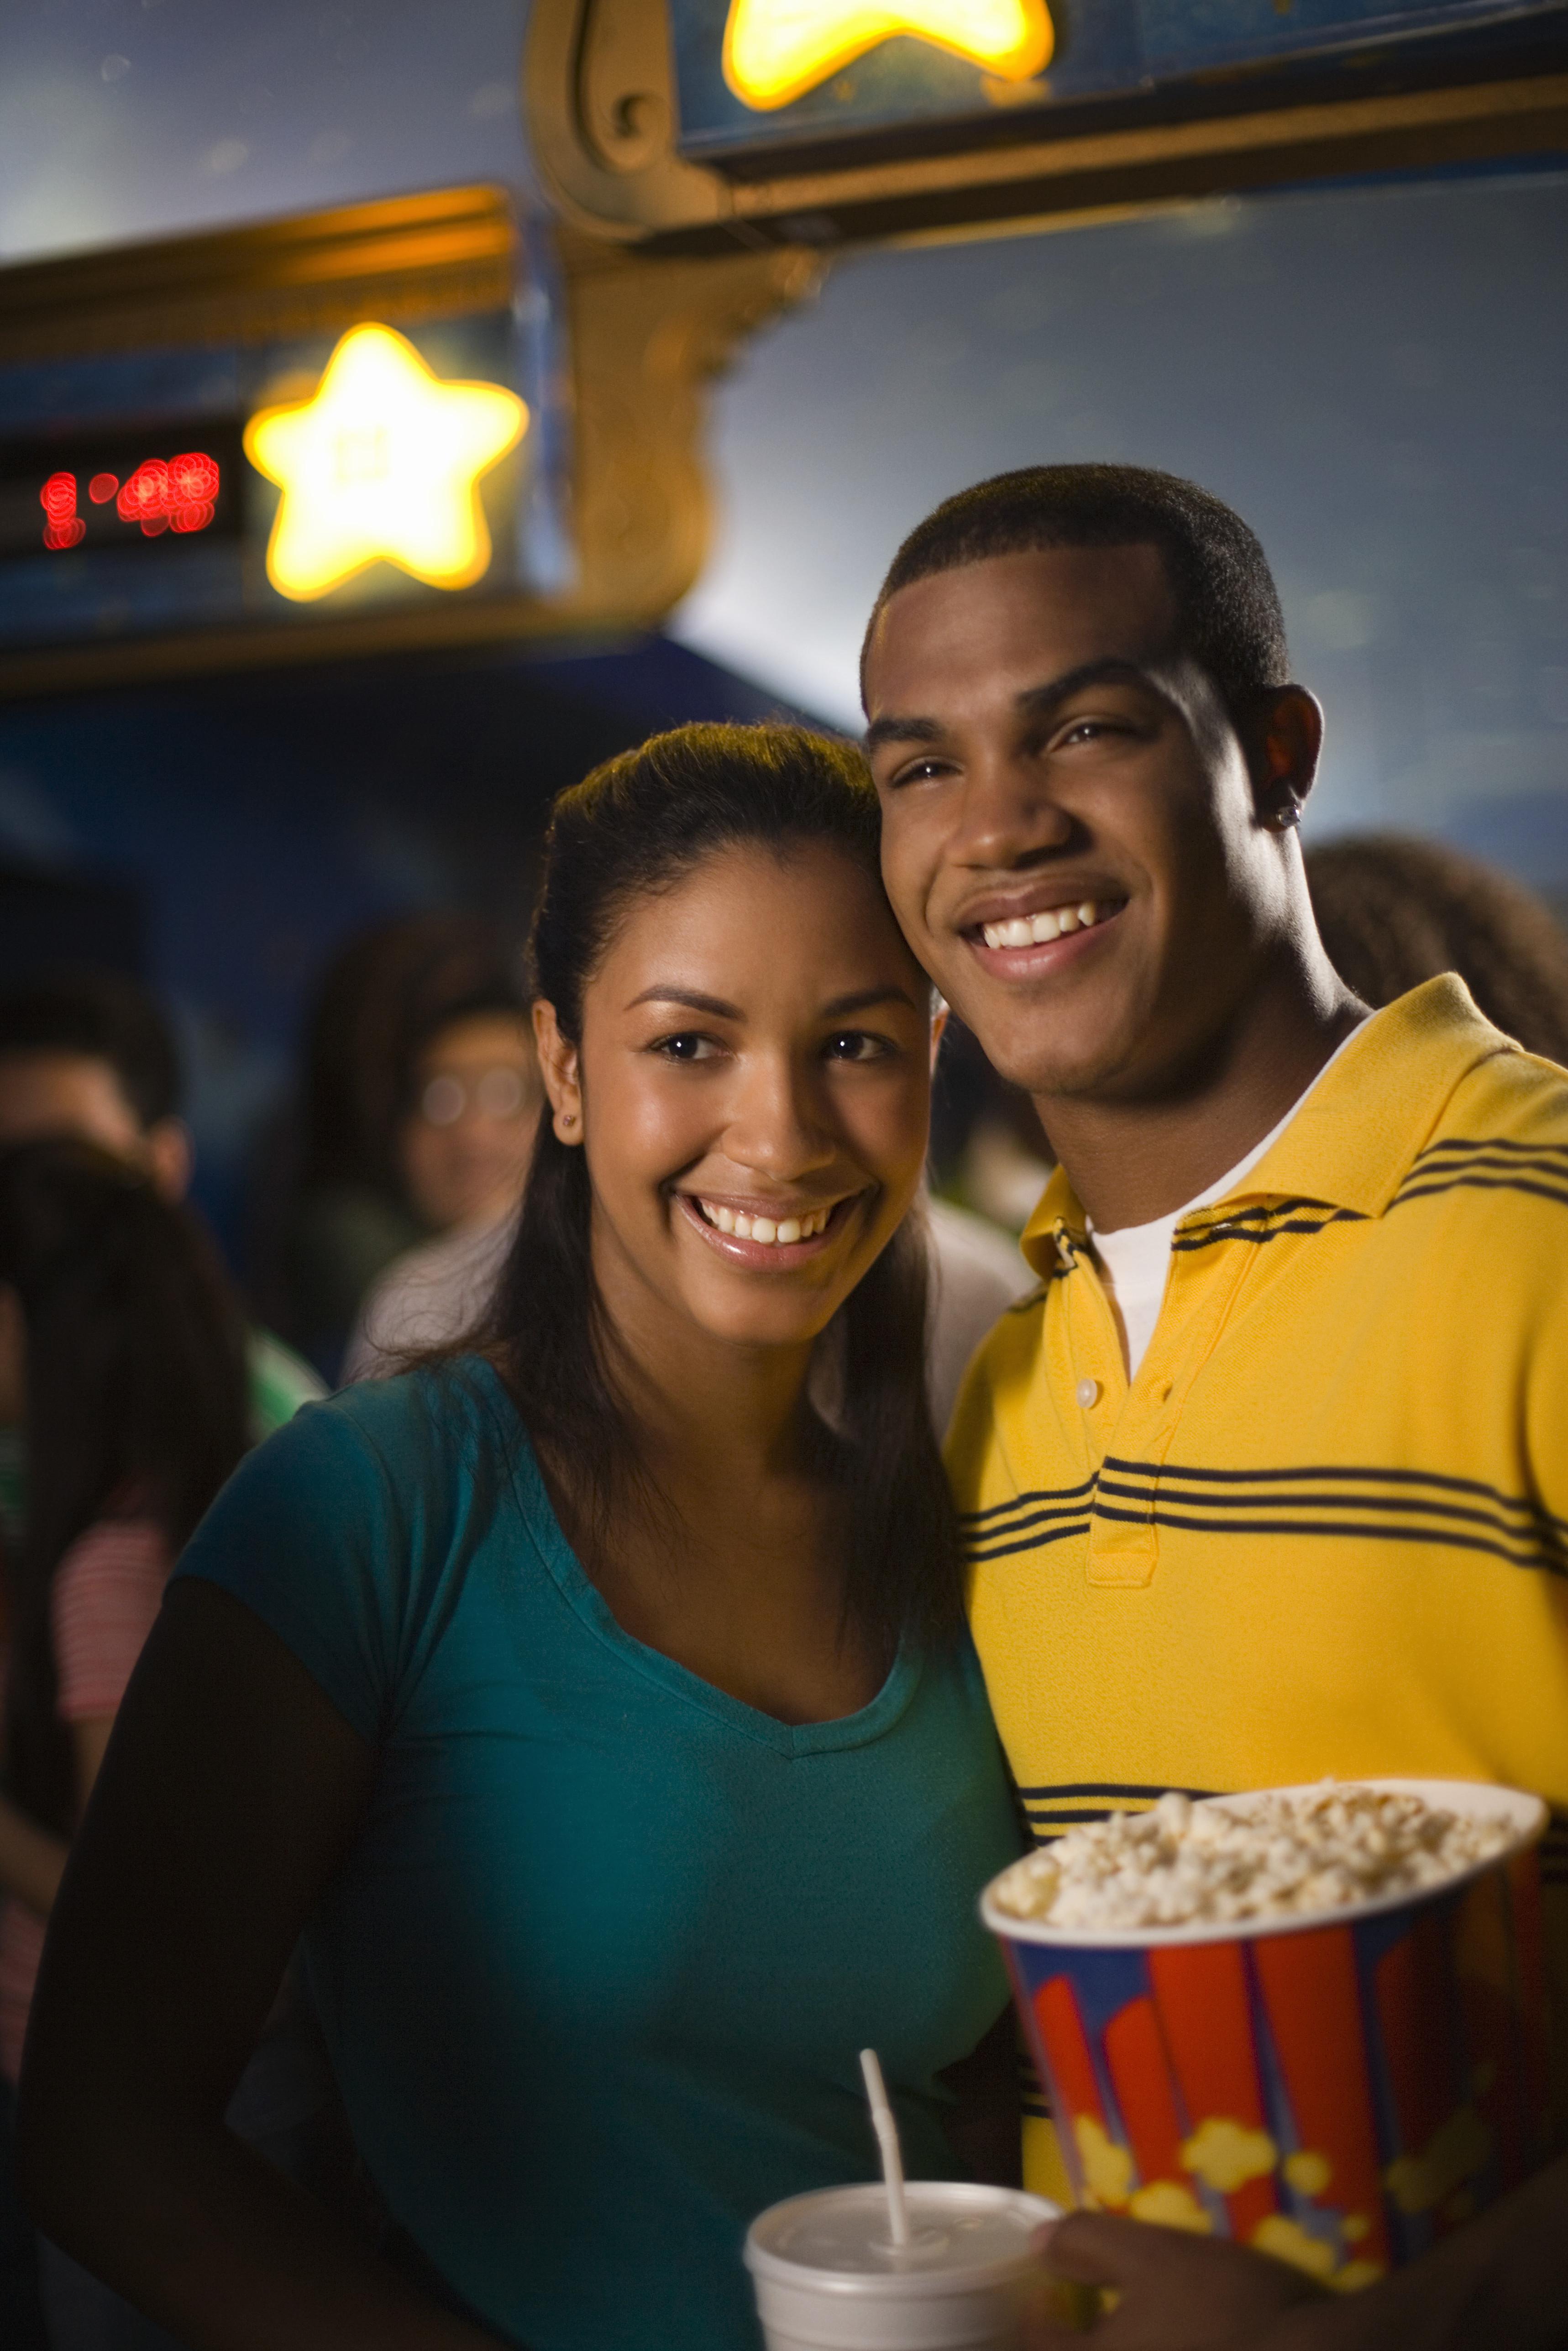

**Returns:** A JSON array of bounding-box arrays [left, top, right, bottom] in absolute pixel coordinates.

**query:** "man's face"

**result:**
[[864, 544, 1297, 1103], [0, 1051, 147, 1160], [0, 1050, 190, 1199]]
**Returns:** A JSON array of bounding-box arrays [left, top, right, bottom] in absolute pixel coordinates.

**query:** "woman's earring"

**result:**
[[1269, 792, 1302, 832], [561, 1111, 577, 1128]]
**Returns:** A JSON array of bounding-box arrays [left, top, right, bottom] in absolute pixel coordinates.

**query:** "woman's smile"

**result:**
[[675, 1187, 865, 1266]]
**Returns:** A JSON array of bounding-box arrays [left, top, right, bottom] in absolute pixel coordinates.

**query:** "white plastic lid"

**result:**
[[745, 2183, 1057, 2297]]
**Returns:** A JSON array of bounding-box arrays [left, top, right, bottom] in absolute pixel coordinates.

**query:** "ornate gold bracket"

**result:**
[[528, 0, 1568, 251], [0, 187, 820, 696]]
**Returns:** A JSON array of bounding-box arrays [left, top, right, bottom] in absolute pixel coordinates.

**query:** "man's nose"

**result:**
[[947, 749, 1075, 870]]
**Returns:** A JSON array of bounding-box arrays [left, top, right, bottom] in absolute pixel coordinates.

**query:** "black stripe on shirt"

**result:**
[[961, 1478, 1098, 1527], [1172, 1202, 1367, 1254], [1411, 1136, 1568, 1163], [1096, 1473, 1561, 1556], [1103, 1457, 1568, 1540], [965, 1459, 1567, 1576], [1391, 1169, 1568, 1214]]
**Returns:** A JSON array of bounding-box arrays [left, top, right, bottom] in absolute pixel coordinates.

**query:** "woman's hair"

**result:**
[[476, 720, 964, 1658], [1306, 834, 1568, 1065], [299, 912, 528, 1198], [0, 1140, 250, 1834]]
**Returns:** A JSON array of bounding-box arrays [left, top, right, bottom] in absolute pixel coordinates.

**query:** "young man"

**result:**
[[0, 971, 322, 1449], [862, 466, 1568, 2346]]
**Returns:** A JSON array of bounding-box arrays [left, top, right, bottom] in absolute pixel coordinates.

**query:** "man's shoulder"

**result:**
[[1393, 1039, 1568, 1223]]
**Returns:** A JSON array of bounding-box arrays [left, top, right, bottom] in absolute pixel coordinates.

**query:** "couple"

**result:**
[[18, 466, 1568, 2351]]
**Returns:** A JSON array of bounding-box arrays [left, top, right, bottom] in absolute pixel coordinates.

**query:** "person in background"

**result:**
[[0, 1139, 249, 2351], [283, 917, 535, 1380], [0, 972, 323, 1455], [1306, 832, 1568, 1061], [341, 1000, 545, 1382]]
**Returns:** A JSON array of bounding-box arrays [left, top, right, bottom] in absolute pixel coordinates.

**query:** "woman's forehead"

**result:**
[[595, 838, 925, 1001]]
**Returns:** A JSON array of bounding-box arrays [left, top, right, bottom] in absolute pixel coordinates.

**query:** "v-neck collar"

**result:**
[[472, 1359, 922, 1759]]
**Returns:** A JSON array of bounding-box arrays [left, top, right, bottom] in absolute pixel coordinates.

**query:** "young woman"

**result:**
[[18, 726, 1025, 2351], [0, 1137, 249, 2348]]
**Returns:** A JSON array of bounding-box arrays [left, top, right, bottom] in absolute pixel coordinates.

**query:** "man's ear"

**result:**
[[531, 1001, 583, 1144], [144, 1117, 193, 1203], [1245, 685, 1324, 824]]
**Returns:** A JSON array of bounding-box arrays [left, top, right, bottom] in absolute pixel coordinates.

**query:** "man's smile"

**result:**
[[954, 890, 1129, 981]]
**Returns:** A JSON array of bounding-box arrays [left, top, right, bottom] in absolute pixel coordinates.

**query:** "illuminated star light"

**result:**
[[244, 323, 527, 601], [723, 0, 1053, 110]]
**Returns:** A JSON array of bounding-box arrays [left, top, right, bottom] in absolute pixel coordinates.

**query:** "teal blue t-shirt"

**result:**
[[175, 1361, 1022, 2351]]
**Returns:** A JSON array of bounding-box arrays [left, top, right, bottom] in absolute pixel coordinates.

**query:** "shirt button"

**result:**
[[1075, 1377, 1100, 1409]]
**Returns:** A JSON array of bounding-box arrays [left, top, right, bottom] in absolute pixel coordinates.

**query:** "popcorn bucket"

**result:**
[[981, 1781, 1549, 2288]]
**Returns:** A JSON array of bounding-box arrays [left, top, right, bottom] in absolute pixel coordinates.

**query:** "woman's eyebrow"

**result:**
[[821, 986, 918, 1017], [624, 984, 918, 1018], [625, 987, 742, 1017]]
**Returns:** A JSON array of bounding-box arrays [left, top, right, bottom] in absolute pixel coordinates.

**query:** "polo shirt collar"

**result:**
[[1020, 975, 1515, 1277]]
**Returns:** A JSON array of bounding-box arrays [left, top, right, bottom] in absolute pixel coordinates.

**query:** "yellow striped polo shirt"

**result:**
[[947, 976, 1568, 2195]]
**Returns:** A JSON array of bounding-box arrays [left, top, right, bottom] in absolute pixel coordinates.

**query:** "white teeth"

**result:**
[[697, 1200, 832, 1244], [983, 900, 1105, 951]]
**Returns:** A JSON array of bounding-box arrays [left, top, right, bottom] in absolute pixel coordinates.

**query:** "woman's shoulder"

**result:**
[[273, 1354, 523, 1485]]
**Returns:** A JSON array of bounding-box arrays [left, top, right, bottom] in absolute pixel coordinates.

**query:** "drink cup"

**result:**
[[982, 1778, 1549, 2288], [745, 2179, 1059, 2350]]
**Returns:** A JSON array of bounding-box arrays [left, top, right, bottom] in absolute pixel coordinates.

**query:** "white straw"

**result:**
[[858, 2047, 910, 2247]]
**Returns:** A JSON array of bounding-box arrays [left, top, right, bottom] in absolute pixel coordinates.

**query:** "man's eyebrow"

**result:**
[[863, 657, 1163, 756], [1017, 657, 1162, 719], [863, 712, 942, 756]]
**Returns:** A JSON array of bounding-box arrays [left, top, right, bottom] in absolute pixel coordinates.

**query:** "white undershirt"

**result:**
[[1090, 1023, 1365, 1379]]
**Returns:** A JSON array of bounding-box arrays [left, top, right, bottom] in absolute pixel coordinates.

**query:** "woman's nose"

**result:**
[[724, 1059, 837, 1179]]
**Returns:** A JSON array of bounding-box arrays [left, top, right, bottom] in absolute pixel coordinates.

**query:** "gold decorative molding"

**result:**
[[0, 190, 820, 696], [527, 0, 1568, 250], [0, 186, 520, 364], [559, 229, 822, 624]]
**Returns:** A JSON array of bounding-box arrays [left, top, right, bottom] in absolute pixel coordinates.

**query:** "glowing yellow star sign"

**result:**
[[244, 323, 527, 601], [723, 0, 1053, 110]]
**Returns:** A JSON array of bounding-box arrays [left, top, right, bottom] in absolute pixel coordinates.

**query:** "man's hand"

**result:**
[[1022, 2214, 1330, 2350]]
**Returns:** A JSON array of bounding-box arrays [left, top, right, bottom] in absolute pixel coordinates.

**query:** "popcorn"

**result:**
[[989, 1784, 1515, 1932]]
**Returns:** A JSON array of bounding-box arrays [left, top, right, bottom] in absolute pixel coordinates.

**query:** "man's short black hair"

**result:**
[[863, 463, 1290, 724], [0, 970, 181, 1130]]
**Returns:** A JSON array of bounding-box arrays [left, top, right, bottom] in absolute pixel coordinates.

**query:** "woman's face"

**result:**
[[397, 1011, 541, 1233], [538, 840, 935, 1355]]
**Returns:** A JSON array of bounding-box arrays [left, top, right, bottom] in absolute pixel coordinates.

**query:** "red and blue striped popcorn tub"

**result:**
[[981, 1781, 1549, 2289]]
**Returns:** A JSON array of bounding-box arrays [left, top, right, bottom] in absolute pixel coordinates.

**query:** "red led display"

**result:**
[[38, 451, 222, 550]]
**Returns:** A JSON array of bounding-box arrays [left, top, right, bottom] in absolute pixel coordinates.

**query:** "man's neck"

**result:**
[[1036, 960, 1366, 1234]]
